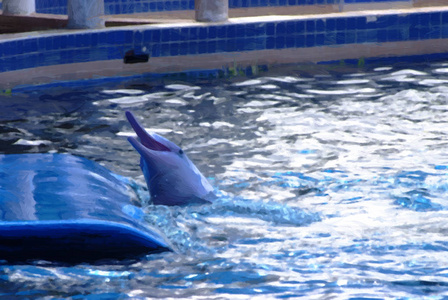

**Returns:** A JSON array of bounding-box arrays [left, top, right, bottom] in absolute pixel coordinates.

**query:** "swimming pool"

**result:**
[[1, 61, 448, 298]]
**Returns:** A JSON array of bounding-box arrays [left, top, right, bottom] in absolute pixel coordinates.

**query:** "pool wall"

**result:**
[[1, 2, 448, 89]]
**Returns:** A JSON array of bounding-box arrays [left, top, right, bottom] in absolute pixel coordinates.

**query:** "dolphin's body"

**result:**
[[126, 111, 215, 206]]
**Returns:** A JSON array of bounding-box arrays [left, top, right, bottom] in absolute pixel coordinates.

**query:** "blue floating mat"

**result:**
[[0, 153, 171, 263]]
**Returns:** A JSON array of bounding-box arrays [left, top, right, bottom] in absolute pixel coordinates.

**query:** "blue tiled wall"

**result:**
[[32, 0, 410, 15], [0, 10, 446, 74]]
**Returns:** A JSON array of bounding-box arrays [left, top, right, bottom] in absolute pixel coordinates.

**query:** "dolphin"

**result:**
[[126, 111, 216, 206]]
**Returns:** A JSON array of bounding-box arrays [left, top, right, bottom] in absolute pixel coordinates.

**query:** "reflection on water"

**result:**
[[2, 62, 448, 298]]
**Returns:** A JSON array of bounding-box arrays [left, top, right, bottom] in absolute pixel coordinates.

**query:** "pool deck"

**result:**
[[1, 0, 446, 35]]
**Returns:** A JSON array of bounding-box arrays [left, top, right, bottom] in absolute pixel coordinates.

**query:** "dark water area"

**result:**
[[2, 62, 448, 298]]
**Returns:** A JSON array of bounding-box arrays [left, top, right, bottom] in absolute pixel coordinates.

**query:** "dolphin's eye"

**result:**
[[178, 149, 184, 155]]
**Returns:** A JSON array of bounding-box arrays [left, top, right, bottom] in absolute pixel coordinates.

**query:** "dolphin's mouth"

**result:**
[[125, 111, 170, 152]]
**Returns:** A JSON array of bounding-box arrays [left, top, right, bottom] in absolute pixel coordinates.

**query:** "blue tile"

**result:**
[[410, 13, 419, 28], [377, 29, 387, 42], [326, 18, 336, 31], [254, 37, 266, 50], [161, 43, 171, 56], [189, 41, 198, 53], [409, 26, 419, 40], [161, 29, 171, 42], [365, 30, 377, 42], [171, 1, 180, 10], [266, 37, 276, 49], [98, 32, 108, 46], [207, 40, 217, 53], [152, 30, 161, 42], [286, 22, 295, 35], [180, 1, 189, 9], [234, 38, 244, 51], [170, 28, 182, 42], [275, 36, 285, 49], [245, 23, 259, 37], [441, 24, 448, 38], [419, 13, 430, 26], [227, 25, 236, 38], [336, 18, 346, 31], [315, 33, 325, 46], [442, 11, 448, 24], [276, 22, 286, 35], [356, 30, 366, 43], [347, 19, 358, 33], [266, 22, 276, 35], [179, 27, 189, 39], [356, 17, 366, 30], [216, 39, 227, 52], [419, 27, 431, 40], [255, 23, 266, 36], [143, 30, 152, 43], [315, 19, 325, 32], [285, 35, 295, 48], [306, 20, 315, 33], [236, 24, 247, 38], [376, 16, 395, 29], [179, 42, 189, 55], [428, 27, 441, 39], [430, 12, 441, 26], [130, 31, 139, 44], [345, 30, 356, 44], [37, 38, 46, 51], [151, 44, 161, 57], [198, 27, 208, 40], [170, 43, 179, 56], [45, 38, 54, 51], [208, 26, 217, 39], [53, 36, 62, 50], [23, 39, 38, 53], [305, 34, 315, 47], [295, 21, 305, 34], [216, 26, 227, 38]]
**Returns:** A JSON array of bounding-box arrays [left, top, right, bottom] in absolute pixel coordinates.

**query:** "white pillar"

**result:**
[[195, 0, 228, 22], [67, 0, 105, 29], [2, 0, 35, 15]]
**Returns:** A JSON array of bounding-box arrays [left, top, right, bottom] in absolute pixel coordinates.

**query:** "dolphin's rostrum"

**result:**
[[126, 111, 215, 206]]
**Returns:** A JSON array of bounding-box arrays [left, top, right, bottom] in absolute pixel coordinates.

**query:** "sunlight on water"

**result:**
[[2, 62, 448, 298]]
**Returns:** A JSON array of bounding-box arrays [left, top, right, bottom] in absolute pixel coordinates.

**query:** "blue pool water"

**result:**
[[2, 62, 448, 298]]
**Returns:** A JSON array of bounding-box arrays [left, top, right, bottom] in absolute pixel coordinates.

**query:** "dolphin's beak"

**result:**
[[125, 111, 170, 152]]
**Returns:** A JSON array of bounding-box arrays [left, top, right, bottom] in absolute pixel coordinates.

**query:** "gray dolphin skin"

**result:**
[[126, 111, 216, 206]]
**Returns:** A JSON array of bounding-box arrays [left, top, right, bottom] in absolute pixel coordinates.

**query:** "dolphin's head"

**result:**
[[126, 111, 215, 206]]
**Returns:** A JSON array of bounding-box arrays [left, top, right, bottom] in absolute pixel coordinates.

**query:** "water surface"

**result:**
[[2, 63, 448, 299]]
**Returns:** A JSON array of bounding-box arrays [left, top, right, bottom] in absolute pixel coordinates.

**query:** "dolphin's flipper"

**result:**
[[126, 111, 215, 206]]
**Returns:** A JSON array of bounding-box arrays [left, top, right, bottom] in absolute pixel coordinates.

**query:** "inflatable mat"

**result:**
[[0, 153, 171, 263]]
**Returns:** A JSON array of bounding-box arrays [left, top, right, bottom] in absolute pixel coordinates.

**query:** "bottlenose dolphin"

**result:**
[[126, 111, 215, 206]]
